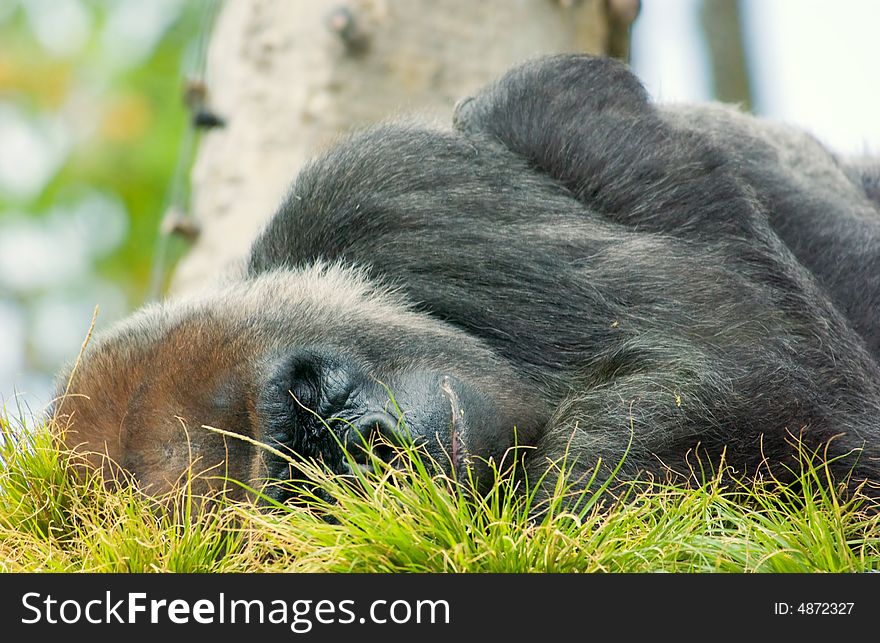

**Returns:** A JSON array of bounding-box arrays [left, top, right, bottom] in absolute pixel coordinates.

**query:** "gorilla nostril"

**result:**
[[350, 411, 402, 463], [355, 411, 400, 439]]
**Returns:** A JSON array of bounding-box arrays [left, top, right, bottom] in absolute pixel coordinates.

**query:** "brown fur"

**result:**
[[57, 310, 259, 496]]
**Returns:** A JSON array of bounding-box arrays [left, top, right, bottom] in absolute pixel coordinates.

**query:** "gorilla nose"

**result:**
[[348, 411, 405, 463]]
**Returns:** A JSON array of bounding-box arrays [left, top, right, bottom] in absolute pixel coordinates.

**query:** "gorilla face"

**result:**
[[56, 264, 546, 500]]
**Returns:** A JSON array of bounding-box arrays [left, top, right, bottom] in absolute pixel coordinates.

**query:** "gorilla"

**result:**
[[55, 55, 880, 504]]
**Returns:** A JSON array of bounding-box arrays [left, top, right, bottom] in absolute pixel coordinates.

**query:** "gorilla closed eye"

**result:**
[[55, 54, 880, 506], [267, 349, 361, 420]]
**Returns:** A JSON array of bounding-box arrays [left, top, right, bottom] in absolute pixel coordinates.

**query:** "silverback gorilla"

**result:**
[[55, 55, 880, 503]]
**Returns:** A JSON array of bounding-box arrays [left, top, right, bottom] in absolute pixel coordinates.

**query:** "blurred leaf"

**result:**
[[0, 0, 208, 405]]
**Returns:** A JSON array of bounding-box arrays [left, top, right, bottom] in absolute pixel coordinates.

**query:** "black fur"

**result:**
[[249, 54, 880, 497]]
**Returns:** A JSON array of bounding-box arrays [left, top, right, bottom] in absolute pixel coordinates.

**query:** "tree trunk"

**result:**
[[171, 0, 629, 294], [700, 0, 752, 109]]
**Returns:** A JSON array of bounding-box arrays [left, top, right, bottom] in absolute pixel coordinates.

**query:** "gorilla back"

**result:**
[[56, 55, 880, 503]]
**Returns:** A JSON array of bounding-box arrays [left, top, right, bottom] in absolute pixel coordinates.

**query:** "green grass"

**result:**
[[1, 409, 877, 573]]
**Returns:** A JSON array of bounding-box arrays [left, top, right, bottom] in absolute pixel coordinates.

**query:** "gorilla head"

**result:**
[[57, 264, 546, 499], [55, 55, 880, 504]]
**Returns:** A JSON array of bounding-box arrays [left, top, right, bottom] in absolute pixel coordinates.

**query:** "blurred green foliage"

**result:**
[[0, 0, 219, 406], [0, 0, 209, 303]]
